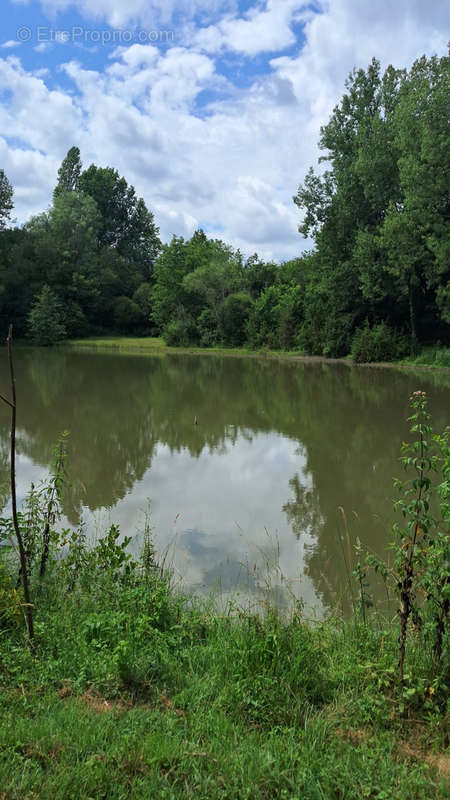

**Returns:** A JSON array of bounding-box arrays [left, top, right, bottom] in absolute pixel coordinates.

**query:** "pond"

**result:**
[[0, 347, 448, 615]]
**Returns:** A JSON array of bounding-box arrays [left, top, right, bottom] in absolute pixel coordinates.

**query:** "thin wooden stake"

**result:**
[[3, 325, 34, 642]]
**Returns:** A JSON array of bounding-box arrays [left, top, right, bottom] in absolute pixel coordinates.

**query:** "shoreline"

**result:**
[[63, 336, 450, 373]]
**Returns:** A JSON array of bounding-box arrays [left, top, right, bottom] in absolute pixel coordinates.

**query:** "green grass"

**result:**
[[64, 337, 450, 372], [64, 336, 306, 361], [66, 335, 168, 353], [1, 564, 448, 800], [2, 688, 443, 800], [399, 347, 450, 369]]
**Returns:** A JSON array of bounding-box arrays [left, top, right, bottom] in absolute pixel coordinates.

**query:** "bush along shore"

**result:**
[[0, 337, 449, 798]]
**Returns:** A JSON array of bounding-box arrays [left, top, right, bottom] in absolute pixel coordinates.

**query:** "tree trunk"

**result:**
[[408, 274, 418, 356], [5, 327, 34, 641]]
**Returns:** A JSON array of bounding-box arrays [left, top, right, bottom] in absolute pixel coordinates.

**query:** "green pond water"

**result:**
[[1, 347, 449, 614]]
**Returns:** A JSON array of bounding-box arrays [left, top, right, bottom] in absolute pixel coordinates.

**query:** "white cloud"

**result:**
[[14, 0, 236, 27], [0, 136, 58, 219], [0, 56, 82, 153], [2, 0, 450, 260], [1, 40, 22, 49], [190, 0, 309, 56]]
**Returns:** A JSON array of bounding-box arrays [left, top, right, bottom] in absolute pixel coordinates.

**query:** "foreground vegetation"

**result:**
[[0, 53, 448, 360], [0, 370, 448, 797], [1, 575, 448, 800]]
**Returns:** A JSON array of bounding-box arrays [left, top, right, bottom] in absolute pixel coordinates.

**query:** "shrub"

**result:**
[[197, 307, 218, 347], [278, 285, 303, 350], [220, 292, 253, 346], [112, 296, 145, 333], [351, 321, 408, 363], [297, 295, 353, 357], [246, 286, 282, 349], [64, 301, 89, 338], [163, 309, 197, 346], [28, 285, 66, 346]]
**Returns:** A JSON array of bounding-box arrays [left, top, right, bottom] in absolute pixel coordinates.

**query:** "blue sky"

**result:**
[[1, 0, 448, 260]]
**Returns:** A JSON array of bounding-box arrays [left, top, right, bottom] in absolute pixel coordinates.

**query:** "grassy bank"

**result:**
[[398, 347, 450, 369], [65, 336, 303, 360], [1, 563, 448, 800], [65, 336, 450, 370]]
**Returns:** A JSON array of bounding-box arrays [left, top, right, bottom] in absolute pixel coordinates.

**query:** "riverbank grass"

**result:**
[[1, 567, 448, 800], [399, 346, 450, 369], [65, 336, 450, 370], [65, 336, 302, 360]]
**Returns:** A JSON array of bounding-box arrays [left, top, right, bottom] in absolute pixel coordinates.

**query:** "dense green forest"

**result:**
[[0, 53, 448, 359]]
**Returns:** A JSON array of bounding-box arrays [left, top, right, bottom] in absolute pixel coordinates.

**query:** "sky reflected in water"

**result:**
[[1, 347, 448, 614]]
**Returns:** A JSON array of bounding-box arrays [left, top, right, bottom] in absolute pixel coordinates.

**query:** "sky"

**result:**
[[0, 1, 448, 261]]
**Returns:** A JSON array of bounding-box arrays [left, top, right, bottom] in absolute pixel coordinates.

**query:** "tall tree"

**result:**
[[0, 169, 14, 230], [151, 236, 189, 331], [293, 56, 450, 355], [358, 54, 450, 351], [53, 147, 82, 200], [79, 165, 161, 271], [293, 59, 399, 355], [182, 243, 243, 321], [391, 54, 450, 335]]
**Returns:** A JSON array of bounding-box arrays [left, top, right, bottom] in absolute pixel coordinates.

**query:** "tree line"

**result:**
[[0, 53, 448, 359]]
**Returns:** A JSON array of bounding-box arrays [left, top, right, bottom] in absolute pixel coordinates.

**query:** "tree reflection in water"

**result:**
[[0, 347, 448, 612]]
